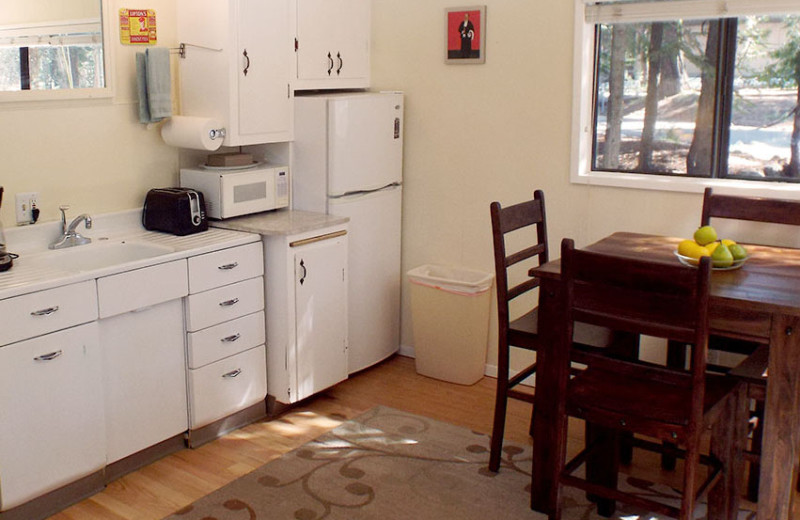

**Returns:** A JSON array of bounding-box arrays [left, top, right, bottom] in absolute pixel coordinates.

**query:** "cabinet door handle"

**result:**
[[299, 259, 307, 285], [221, 333, 241, 343], [336, 52, 343, 75], [219, 298, 239, 307], [31, 306, 59, 316], [243, 49, 250, 76], [218, 262, 239, 271], [327, 52, 333, 76], [222, 368, 242, 378], [34, 350, 63, 361]]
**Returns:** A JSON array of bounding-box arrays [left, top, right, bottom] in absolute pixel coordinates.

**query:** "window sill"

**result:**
[[572, 169, 800, 201]]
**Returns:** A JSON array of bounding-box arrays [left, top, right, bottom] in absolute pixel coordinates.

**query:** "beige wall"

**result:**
[[369, 1, 705, 366], [0, 0, 179, 226], [2, 0, 99, 25], [0, 0, 711, 369]]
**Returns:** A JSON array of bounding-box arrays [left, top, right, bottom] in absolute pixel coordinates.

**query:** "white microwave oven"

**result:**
[[180, 164, 289, 219]]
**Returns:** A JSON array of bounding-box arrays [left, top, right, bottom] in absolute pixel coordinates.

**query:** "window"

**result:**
[[0, 20, 104, 92], [573, 0, 800, 193]]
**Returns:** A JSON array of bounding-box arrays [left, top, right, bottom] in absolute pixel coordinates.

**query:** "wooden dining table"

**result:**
[[529, 232, 800, 520]]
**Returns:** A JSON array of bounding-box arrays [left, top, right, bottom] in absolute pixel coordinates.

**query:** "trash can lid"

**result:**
[[407, 264, 494, 295]]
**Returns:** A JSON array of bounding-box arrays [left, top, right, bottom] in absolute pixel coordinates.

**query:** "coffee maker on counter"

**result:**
[[0, 187, 16, 272]]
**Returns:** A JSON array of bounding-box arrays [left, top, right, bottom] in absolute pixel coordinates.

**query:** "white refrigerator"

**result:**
[[292, 91, 403, 374]]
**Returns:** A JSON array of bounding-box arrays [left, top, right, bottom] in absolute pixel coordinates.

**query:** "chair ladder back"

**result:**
[[702, 187, 800, 226], [561, 239, 712, 422], [490, 190, 549, 313]]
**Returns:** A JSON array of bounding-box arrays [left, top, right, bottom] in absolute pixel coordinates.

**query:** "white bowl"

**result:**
[[674, 251, 747, 270]]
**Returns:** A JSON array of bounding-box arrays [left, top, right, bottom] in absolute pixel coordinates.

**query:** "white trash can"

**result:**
[[407, 264, 494, 385]]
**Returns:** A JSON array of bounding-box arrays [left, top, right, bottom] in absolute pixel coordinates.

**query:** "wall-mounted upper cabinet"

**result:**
[[177, 0, 293, 146], [294, 0, 370, 90]]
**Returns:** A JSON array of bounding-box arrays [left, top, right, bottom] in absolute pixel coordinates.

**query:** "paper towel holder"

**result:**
[[209, 128, 226, 141]]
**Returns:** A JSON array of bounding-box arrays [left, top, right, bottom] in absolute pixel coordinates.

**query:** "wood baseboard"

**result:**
[[0, 470, 104, 520], [105, 434, 186, 483], [187, 401, 268, 448]]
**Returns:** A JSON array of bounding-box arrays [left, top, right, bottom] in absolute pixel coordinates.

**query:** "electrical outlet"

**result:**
[[15, 192, 39, 225]]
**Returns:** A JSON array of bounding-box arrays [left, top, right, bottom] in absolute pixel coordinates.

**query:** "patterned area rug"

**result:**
[[166, 406, 755, 519]]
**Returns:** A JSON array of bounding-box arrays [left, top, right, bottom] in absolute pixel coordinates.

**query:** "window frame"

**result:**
[[571, 0, 800, 199], [0, 2, 114, 104]]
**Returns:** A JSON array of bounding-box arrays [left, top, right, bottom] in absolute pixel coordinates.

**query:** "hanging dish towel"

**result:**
[[137, 47, 172, 124]]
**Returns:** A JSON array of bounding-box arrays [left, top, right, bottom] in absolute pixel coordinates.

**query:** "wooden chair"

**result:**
[[488, 191, 615, 473], [551, 238, 746, 520], [488, 191, 549, 472], [667, 187, 800, 497]]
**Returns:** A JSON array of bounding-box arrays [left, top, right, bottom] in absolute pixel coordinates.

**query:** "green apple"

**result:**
[[694, 225, 718, 246], [711, 242, 734, 268]]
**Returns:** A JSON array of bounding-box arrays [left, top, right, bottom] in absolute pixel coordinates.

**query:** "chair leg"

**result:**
[[662, 340, 687, 471], [679, 442, 700, 520], [585, 422, 619, 517], [708, 383, 746, 520], [747, 399, 765, 502], [489, 345, 511, 472]]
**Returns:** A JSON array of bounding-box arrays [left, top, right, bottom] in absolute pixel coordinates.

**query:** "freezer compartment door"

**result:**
[[328, 93, 403, 196], [329, 185, 401, 373]]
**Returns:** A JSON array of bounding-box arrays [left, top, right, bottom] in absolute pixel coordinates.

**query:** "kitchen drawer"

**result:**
[[188, 242, 264, 294], [185, 276, 265, 332], [97, 260, 189, 319], [188, 345, 267, 429], [0, 280, 97, 347], [187, 310, 266, 369]]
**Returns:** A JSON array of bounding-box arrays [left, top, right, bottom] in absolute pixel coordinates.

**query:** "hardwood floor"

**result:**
[[50, 354, 775, 519]]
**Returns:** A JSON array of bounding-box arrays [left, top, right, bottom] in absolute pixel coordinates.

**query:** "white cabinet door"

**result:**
[[295, 0, 370, 89], [178, 0, 293, 145], [293, 231, 348, 401], [0, 323, 105, 511], [237, 0, 293, 141], [101, 300, 187, 463]]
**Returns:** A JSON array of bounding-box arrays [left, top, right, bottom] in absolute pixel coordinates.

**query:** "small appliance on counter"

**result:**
[[142, 187, 208, 236], [0, 187, 17, 272], [180, 162, 289, 219]]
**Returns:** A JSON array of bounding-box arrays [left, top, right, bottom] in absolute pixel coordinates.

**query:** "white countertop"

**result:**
[[209, 209, 349, 236], [0, 210, 260, 300]]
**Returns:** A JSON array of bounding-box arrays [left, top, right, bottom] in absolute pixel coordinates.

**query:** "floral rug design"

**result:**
[[166, 406, 755, 519]]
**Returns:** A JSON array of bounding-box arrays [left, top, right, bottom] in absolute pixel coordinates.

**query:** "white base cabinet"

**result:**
[[265, 224, 348, 405], [185, 242, 267, 430], [0, 322, 105, 511], [98, 260, 189, 464]]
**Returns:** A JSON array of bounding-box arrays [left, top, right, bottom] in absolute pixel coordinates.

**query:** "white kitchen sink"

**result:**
[[27, 240, 175, 273]]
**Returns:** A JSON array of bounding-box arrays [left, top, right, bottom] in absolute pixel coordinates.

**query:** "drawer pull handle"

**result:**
[[31, 306, 60, 316], [220, 298, 240, 307], [222, 368, 242, 378], [218, 262, 239, 270], [221, 333, 241, 343], [34, 350, 63, 361]]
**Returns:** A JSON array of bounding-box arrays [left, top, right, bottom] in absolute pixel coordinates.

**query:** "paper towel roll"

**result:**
[[161, 116, 225, 151]]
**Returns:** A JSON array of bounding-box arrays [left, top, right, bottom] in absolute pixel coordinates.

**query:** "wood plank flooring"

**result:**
[[49, 355, 779, 519]]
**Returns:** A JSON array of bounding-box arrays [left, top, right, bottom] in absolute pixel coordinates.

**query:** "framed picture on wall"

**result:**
[[445, 5, 486, 64]]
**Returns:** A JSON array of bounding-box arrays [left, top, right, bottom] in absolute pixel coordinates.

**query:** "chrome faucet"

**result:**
[[50, 205, 92, 249]]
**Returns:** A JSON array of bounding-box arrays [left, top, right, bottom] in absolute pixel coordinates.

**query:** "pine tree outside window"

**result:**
[[573, 0, 800, 193]]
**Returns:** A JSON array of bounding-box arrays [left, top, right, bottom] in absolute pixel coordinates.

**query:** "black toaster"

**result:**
[[142, 188, 209, 236]]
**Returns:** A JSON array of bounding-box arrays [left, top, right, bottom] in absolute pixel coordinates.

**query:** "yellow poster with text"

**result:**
[[119, 9, 157, 45]]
